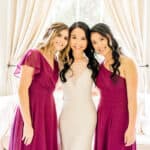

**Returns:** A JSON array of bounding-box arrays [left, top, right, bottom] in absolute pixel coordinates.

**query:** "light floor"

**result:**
[[137, 144, 150, 150]]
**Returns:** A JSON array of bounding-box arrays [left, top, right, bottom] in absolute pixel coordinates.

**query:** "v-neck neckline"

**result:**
[[37, 50, 56, 72], [68, 60, 89, 84]]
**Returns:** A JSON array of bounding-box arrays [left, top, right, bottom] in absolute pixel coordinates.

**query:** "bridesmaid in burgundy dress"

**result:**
[[9, 23, 69, 150], [90, 23, 137, 150]]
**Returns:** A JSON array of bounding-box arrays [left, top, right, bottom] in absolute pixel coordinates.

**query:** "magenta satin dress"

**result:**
[[95, 63, 136, 150], [9, 49, 59, 150]]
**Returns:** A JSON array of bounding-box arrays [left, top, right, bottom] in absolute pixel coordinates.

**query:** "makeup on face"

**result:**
[[53, 29, 69, 51], [91, 32, 111, 57], [70, 27, 87, 52]]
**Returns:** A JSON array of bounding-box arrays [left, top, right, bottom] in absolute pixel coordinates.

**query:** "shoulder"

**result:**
[[26, 48, 40, 55], [24, 48, 42, 60], [120, 55, 137, 77], [22, 48, 42, 66], [120, 55, 136, 68]]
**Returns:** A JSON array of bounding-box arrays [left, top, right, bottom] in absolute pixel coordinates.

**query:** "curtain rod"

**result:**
[[139, 64, 149, 67]]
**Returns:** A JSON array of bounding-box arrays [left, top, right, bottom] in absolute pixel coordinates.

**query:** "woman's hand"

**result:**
[[22, 124, 34, 145], [124, 127, 135, 146]]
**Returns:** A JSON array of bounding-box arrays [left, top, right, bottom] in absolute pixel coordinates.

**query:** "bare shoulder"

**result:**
[[120, 55, 137, 79], [120, 55, 136, 69]]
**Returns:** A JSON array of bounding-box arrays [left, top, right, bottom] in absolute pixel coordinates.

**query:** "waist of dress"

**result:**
[[99, 99, 128, 108], [62, 99, 96, 111], [30, 82, 55, 93], [63, 94, 92, 101], [63, 97, 94, 103]]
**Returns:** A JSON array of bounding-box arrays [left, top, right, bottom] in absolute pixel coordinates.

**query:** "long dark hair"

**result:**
[[91, 23, 121, 80], [60, 21, 99, 82]]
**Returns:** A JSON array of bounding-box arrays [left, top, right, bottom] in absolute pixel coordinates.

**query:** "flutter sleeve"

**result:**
[[14, 49, 41, 77]]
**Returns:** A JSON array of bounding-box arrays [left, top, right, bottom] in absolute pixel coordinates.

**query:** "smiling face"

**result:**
[[53, 29, 69, 51], [70, 27, 87, 53], [91, 32, 112, 57]]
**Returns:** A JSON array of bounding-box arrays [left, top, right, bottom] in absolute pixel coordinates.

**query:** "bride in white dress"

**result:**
[[59, 22, 99, 150]]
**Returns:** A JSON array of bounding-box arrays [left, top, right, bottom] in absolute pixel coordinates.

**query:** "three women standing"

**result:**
[[9, 21, 137, 150]]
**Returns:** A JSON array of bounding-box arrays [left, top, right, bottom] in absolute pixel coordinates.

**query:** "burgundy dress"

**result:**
[[9, 49, 59, 150], [95, 63, 136, 150]]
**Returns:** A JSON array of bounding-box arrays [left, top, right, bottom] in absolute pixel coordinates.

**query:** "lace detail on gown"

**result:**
[[60, 59, 97, 150]]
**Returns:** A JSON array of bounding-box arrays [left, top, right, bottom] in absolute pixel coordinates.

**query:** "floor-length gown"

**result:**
[[9, 49, 59, 150], [94, 63, 136, 150], [59, 61, 96, 150]]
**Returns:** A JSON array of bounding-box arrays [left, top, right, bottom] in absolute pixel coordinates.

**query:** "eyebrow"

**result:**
[[71, 34, 86, 37]]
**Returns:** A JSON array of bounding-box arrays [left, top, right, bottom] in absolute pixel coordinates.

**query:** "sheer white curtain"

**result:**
[[0, 0, 54, 95], [103, 0, 146, 59]]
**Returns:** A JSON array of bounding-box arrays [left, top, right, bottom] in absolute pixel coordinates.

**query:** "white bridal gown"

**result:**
[[59, 60, 97, 150]]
